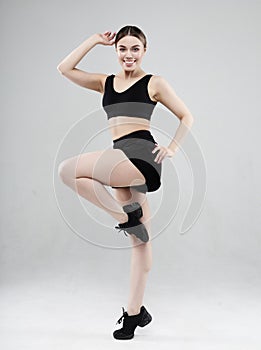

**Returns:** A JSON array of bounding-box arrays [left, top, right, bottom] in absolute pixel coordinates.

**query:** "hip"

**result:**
[[112, 129, 161, 171]]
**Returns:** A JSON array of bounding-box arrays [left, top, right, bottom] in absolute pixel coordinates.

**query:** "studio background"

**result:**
[[1, 0, 260, 349]]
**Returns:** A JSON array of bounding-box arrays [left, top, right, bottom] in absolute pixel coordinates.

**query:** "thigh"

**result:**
[[69, 149, 146, 187]]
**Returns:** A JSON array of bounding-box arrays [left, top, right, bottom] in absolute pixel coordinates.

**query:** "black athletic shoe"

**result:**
[[138, 305, 153, 327], [113, 305, 152, 340], [114, 202, 149, 243]]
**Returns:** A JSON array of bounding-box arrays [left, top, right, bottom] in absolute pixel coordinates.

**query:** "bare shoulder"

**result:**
[[150, 75, 171, 91], [59, 68, 110, 93], [150, 75, 177, 102], [148, 75, 171, 102]]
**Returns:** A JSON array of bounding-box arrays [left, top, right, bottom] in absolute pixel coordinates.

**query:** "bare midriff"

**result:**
[[109, 116, 150, 141]]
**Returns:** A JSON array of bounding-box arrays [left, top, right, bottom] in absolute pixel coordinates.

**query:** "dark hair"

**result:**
[[115, 25, 147, 49]]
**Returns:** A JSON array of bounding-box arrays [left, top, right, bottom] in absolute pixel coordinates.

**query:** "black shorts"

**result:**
[[112, 129, 162, 193]]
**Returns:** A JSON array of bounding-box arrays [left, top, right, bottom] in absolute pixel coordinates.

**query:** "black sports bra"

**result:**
[[102, 74, 157, 120]]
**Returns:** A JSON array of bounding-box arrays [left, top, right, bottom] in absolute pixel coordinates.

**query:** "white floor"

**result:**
[[1, 272, 261, 350]]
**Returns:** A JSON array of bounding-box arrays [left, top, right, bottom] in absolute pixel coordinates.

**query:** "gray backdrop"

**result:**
[[1, 0, 260, 349]]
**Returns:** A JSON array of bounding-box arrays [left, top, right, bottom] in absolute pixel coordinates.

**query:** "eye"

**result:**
[[119, 48, 139, 52]]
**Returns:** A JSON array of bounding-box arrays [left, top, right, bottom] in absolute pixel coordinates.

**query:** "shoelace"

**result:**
[[114, 224, 129, 237], [116, 307, 128, 325]]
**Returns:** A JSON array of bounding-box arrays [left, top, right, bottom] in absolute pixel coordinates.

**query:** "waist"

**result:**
[[113, 129, 156, 144]]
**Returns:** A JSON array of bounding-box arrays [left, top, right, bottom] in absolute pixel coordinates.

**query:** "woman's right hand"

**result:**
[[95, 31, 117, 46]]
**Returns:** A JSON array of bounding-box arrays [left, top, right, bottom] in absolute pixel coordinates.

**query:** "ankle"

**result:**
[[118, 212, 128, 224], [127, 306, 141, 316]]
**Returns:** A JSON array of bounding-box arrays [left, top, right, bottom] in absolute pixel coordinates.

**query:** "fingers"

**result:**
[[152, 144, 168, 164], [101, 31, 116, 45], [152, 144, 161, 163], [103, 31, 116, 38], [152, 145, 159, 154]]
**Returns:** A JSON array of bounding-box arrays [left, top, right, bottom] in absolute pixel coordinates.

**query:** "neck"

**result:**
[[119, 69, 145, 80]]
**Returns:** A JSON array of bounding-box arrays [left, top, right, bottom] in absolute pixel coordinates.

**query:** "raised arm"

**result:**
[[57, 31, 116, 93]]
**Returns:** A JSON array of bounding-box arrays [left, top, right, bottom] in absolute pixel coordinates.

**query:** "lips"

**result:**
[[123, 60, 136, 67]]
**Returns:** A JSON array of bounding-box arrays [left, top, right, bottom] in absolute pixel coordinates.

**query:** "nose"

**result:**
[[125, 49, 133, 57]]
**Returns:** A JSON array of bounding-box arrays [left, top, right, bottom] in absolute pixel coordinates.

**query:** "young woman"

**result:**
[[57, 25, 194, 340]]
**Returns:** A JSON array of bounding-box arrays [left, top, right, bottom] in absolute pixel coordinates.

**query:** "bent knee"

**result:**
[[58, 159, 72, 183]]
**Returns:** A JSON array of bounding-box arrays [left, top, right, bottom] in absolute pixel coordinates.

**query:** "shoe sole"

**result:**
[[113, 331, 134, 340]]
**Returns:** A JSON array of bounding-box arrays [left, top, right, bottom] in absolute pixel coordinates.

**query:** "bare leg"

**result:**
[[58, 149, 146, 224], [114, 188, 152, 316], [62, 176, 128, 223]]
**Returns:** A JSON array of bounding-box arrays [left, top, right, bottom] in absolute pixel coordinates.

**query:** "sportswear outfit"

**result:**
[[102, 74, 162, 193]]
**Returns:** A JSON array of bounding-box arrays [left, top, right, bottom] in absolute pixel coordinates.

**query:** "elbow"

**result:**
[[57, 63, 71, 74], [182, 114, 194, 127], [57, 65, 63, 74], [57, 65, 65, 74], [57, 65, 74, 76]]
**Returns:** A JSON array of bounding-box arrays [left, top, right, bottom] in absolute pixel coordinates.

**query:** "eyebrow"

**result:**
[[118, 44, 141, 48]]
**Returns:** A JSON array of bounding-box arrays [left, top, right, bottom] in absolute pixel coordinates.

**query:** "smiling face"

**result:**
[[115, 35, 146, 71]]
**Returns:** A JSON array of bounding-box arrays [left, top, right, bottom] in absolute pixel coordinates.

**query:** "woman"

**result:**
[[57, 25, 194, 340]]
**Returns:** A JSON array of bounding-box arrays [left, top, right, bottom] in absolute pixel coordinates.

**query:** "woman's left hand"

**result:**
[[152, 144, 175, 164]]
